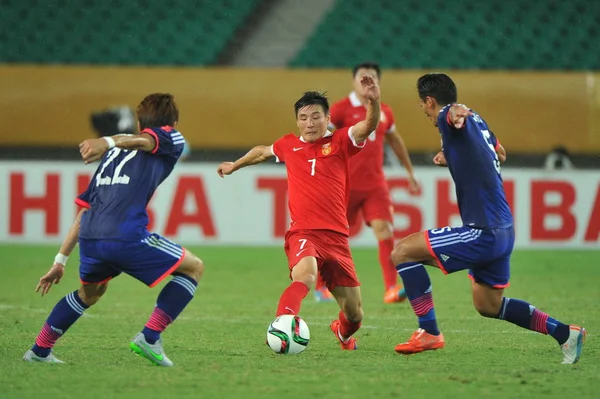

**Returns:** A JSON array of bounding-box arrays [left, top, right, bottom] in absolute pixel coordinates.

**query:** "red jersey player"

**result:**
[[314, 62, 420, 304], [217, 75, 381, 350]]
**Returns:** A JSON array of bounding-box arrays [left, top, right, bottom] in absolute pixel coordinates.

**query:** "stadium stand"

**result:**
[[0, 0, 261, 65], [291, 0, 600, 70]]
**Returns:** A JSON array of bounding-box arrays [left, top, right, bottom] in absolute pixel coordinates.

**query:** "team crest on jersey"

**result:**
[[321, 143, 332, 155], [380, 111, 386, 122]]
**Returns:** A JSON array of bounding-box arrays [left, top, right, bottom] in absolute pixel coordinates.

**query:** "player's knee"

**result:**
[[293, 272, 316, 289], [77, 283, 108, 306], [473, 297, 501, 318], [177, 255, 204, 283], [290, 257, 318, 289], [343, 303, 364, 324], [371, 220, 393, 240], [391, 240, 411, 265]]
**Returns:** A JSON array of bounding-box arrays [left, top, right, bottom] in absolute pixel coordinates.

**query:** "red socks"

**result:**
[[276, 281, 309, 316], [338, 310, 361, 339], [378, 238, 398, 289]]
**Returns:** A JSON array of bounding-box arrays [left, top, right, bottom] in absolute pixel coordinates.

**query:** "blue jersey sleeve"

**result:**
[[141, 127, 185, 160]]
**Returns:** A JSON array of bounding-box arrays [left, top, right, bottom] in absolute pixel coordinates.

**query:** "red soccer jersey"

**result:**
[[330, 92, 396, 191], [271, 127, 365, 236]]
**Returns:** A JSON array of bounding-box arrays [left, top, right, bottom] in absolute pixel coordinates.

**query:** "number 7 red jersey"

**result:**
[[271, 127, 365, 236]]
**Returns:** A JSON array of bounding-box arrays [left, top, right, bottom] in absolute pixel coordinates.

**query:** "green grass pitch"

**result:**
[[0, 245, 598, 399]]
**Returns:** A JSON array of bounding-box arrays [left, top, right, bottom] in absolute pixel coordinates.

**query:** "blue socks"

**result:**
[[142, 273, 198, 344], [32, 290, 89, 357], [497, 297, 570, 345], [396, 261, 440, 335]]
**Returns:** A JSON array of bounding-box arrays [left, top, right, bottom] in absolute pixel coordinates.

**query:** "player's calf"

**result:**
[[27, 286, 100, 361], [135, 249, 202, 365], [484, 284, 587, 364], [275, 257, 316, 316], [330, 286, 363, 349]]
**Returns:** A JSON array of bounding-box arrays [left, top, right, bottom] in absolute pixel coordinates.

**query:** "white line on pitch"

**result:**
[[0, 304, 560, 335]]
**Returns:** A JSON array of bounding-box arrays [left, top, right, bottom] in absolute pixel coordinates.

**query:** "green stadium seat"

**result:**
[[291, 0, 600, 70], [0, 0, 258, 65]]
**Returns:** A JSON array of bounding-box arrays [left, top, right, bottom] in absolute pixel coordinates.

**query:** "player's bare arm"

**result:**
[[35, 208, 87, 296], [217, 145, 274, 177], [385, 129, 420, 193], [496, 144, 507, 163], [350, 75, 381, 142], [79, 134, 157, 164]]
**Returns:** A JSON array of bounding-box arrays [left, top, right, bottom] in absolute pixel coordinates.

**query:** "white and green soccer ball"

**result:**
[[266, 315, 310, 354]]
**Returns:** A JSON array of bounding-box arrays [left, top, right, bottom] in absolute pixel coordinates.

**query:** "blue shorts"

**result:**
[[424, 225, 515, 288], [79, 233, 185, 287]]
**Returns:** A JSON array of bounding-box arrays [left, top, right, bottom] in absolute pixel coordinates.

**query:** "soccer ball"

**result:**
[[266, 315, 310, 354]]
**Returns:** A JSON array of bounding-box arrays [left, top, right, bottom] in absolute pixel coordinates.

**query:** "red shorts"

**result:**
[[284, 229, 360, 290], [347, 186, 393, 227]]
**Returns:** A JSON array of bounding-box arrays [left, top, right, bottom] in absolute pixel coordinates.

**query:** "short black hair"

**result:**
[[417, 73, 458, 105], [352, 62, 381, 79], [294, 91, 329, 116]]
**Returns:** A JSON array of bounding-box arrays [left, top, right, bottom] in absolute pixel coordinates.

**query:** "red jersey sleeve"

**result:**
[[329, 100, 346, 130], [335, 126, 366, 156], [384, 106, 396, 134], [271, 135, 290, 163]]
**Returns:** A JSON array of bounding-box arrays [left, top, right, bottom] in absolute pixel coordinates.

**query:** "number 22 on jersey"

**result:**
[[96, 148, 138, 186]]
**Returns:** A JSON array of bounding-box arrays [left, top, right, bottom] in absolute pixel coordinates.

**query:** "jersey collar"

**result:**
[[349, 91, 363, 107]]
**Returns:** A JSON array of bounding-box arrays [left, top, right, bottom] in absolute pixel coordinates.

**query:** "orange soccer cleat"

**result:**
[[395, 328, 445, 354], [383, 284, 408, 304], [330, 320, 358, 350]]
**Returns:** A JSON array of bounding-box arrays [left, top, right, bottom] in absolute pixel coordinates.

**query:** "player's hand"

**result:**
[[35, 263, 65, 297], [408, 175, 421, 194], [217, 162, 236, 178], [79, 138, 109, 164], [433, 151, 448, 167], [448, 104, 472, 129], [360, 75, 380, 103]]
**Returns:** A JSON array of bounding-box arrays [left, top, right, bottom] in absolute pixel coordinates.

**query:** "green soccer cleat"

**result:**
[[130, 333, 173, 367], [23, 349, 65, 364]]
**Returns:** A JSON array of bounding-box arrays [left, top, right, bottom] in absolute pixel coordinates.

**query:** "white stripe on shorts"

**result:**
[[142, 236, 182, 259]]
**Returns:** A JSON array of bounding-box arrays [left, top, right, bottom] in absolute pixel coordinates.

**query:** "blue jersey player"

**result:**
[[390, 73, 586, 364], [23, 93, 204, 367]]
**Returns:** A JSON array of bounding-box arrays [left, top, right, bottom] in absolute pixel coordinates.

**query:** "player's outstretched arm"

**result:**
[[217, 145, 274, 177], [350, 75, 381, 143], [35, 208, 87, 296], [79, 134, 156, 164]]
